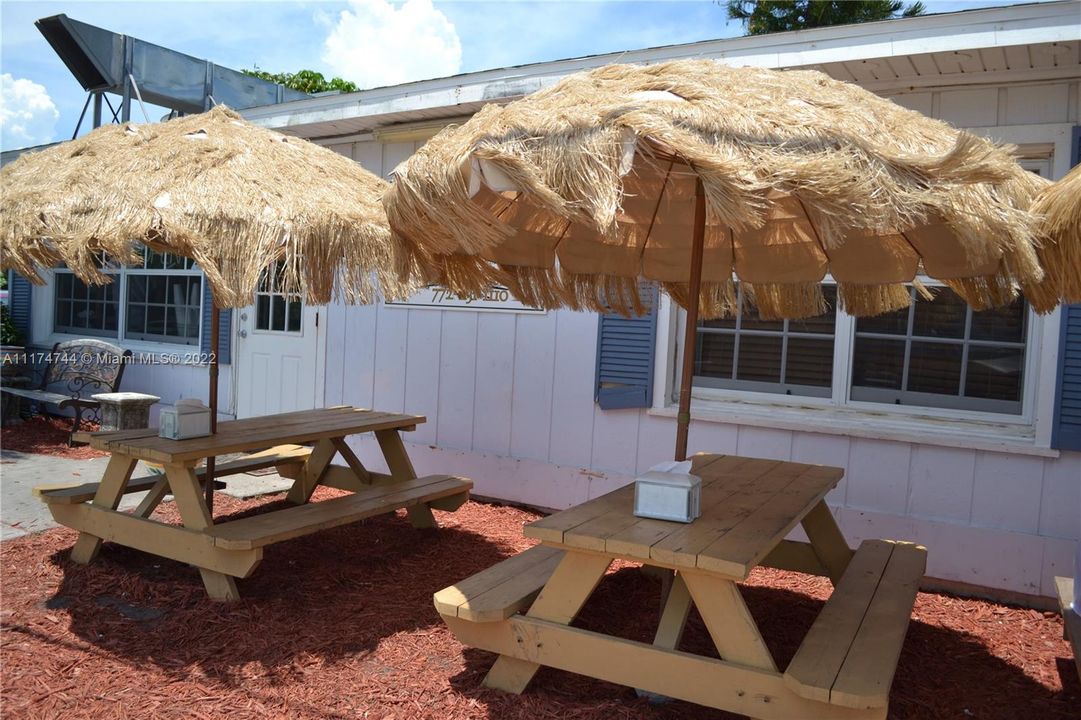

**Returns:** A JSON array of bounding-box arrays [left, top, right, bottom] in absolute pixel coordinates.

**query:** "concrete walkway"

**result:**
[[0, 449, 292, 541]]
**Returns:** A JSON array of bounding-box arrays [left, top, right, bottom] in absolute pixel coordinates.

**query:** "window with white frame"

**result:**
[[53, 247, 202, 346], [696, 285, 837, 398], [693, 284, 1029, 417], [850, 288, 1026, 415]]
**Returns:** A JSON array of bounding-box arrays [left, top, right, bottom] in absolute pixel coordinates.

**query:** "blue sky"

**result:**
[[0, 0, 1041, 150]]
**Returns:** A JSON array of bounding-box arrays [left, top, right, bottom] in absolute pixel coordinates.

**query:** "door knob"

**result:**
[[238, 329, 248, 338]]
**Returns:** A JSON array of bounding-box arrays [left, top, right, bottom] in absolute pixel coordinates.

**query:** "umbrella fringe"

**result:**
[[942, 268, 1018, 312], [662, 281, 737, 320], [838, 283, 912, 317], [743, 282, 826, 320], [1028, 165, 1081, 310]]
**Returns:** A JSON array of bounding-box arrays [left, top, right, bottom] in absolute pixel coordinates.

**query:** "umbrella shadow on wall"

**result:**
[[35, 496, 513, 688], [450, 566, 1080, 720]]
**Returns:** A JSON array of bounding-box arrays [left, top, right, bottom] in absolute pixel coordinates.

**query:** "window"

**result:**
[[851, 288, 1026, 414], [688, 283, 1031, 418], [254, 263, 302, 333], [53, 247, 202, 346], [53, 269, 120, 337], [696, 285, 837, 398]]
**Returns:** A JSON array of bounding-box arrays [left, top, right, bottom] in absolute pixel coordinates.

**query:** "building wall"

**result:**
[[324, 79, 1080, 601]]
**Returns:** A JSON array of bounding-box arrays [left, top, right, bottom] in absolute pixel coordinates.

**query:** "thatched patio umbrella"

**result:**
[[2, 106, 410, 506], [1033, 164, 1081, 301], [385, 60, 1079, 461]]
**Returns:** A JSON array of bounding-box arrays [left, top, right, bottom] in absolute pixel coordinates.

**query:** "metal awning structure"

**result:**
[[36, 14, 309, 129]]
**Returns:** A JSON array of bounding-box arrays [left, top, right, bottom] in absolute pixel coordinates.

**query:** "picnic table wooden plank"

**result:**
[[648, 459, 799, 570], [697, 465, 843, 576], [85, 406, 357, 450], [784, 540, 894, 704], [830, 542, 926, 709], [535, 455, 737, 556], [103, 409, 424, 463], [525, 484, 637, 544], [34, 444, 313, 504], [209, 475, 471, 549], [434, 545, 566, 622], [89, 406, 375, 452]]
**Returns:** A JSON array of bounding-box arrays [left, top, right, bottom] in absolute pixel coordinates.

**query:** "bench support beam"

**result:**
[[801, 501, 854, 585], [49, 503, 263, 579], [166, 464, 242, 601], [376, 429, 435, 528], [484, 551, 611, 693], [448, 615, 884, 720], [285, 438, 337, 505], [69, 455, 137, 564]]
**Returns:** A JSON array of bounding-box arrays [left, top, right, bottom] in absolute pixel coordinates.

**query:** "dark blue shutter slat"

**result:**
[[199, 279, 231, 365], [594, 284, 658, 410], [9, 273, 33, 343], [1050, 126, 1081, 451], [1052, 303, 1081, 451]]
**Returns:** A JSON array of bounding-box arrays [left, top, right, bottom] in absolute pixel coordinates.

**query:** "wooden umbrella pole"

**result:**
[[205, 301, 219, 514], [674, 177, 706, 462]]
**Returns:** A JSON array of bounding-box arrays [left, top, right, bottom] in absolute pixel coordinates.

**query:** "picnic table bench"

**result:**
[[1, 339, 131, 443], [35, 406, 472, 601], [436, 453, 925, 719]]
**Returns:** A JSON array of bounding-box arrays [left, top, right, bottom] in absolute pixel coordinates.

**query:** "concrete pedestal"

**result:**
[[91, 392, 160, 431]]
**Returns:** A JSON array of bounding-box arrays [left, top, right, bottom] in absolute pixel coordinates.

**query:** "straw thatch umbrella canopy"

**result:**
[[385, 60, 1078, 460], [1033, 164, 1081, 302], [2, 106, 409, 308], [1, 106, 410, 508]]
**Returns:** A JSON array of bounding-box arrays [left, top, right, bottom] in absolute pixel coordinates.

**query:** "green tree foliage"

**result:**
[[242, 68, 359, 94], [726, 1, 926, 34]]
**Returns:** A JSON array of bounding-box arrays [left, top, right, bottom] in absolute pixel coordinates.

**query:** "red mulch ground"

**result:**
[[1, 491, 1077, 719], [1, 416, 108, 459]]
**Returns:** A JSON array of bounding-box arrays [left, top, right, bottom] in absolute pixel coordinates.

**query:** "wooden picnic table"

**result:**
[[35, 406, 472, 601], [436, 453, 926, 719]]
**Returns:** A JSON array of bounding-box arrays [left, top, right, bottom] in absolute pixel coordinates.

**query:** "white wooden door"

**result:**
[[234, 270, 322, 418]]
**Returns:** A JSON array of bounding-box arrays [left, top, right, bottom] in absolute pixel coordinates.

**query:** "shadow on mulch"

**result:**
[[33, 501, 513, 689], [2, 494, 1077, 719]]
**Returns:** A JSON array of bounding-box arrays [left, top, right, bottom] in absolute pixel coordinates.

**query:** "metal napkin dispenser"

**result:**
[[158, 398, 212, 440], [633, 461, 702, 523]]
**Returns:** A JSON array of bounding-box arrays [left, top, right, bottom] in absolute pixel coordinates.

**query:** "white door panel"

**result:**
[[235, 268, 321, 418]]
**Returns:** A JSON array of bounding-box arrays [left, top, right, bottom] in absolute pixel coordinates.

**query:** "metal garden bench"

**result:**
[[1, 339, 131, 444]]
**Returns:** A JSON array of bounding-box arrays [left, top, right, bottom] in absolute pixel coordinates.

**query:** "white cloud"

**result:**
[[321, 0, 462, 89], [0, 73, 59, 149]]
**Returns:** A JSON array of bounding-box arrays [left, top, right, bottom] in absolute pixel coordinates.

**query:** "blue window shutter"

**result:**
[[1050, 127, 1081, 451], [595, 285, 658, 410], [8, 272, 33, 344], [199, 279, 231, 364], [1052, 304, 1081, 451]]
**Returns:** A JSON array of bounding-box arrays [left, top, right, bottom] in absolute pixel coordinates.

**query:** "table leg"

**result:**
[[801, 500, 853, 585], [653, 572, 693, 650], [682, 571, 777, 672], [331, 437, 372, 484], [132, 477, 170, 518], [165, 465, 239, 602], [69, 455, 138, 564], [285, 438, 337, 505], [375, 429, 435, 528], [485, 551, 611, 693]]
